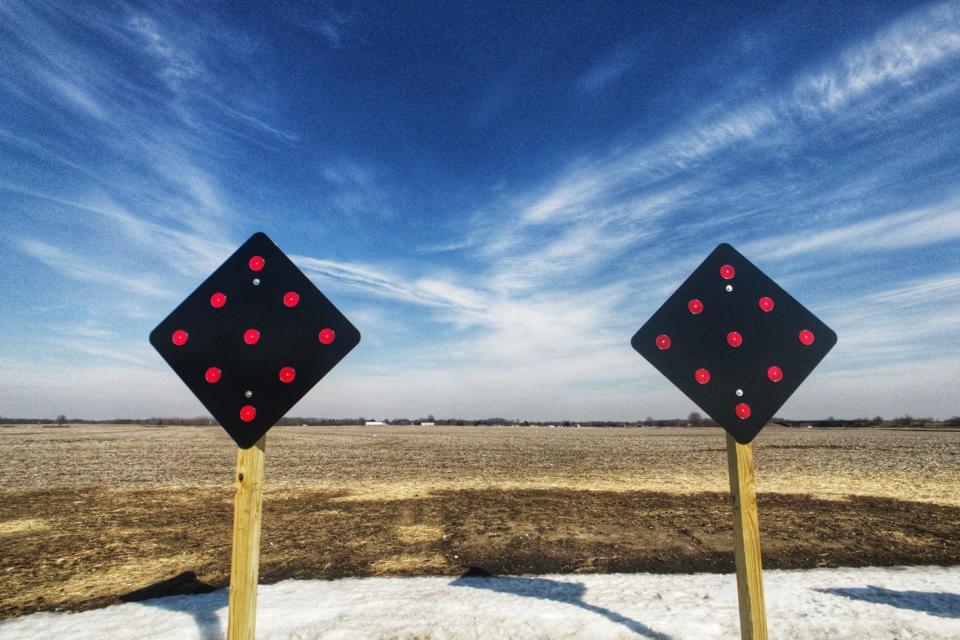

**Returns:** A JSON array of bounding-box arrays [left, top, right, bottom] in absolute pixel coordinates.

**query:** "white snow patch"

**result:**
[[1, 566, 958, 639]]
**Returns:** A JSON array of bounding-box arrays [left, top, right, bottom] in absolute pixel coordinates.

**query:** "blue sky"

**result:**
[[1, 1, 959, 421]]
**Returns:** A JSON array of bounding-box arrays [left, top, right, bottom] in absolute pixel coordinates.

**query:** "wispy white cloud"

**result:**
[[321, 161, 394, 219], [0, 0, 295, 308], [871, 272, 960, 307], [274, 2, 353, 50], [508, 2, 959, 236], [53, 338, 156, 368], [782, 354, 960, 420], [0, 182, 234, 277], [17, 238, 173, 298], [484, 218, 653, 295], [127, 15, 204, 90], [794, 2, 960, 112], [295, 255, 485, 313], [37, 70, 106, 120], [415, 239, 474, 254], [578, 43, 641, 94], [47, 320, 113, 339], [206, 96, 300, 143], [808, 267, 960, 374], [744, 200, 960, 260], [0, 0, 297, 149]]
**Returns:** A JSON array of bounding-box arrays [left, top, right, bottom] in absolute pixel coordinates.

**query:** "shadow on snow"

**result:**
[[451, 567, 673, 639], [818, 585, 960, 619], [121, 571, 225, 640]]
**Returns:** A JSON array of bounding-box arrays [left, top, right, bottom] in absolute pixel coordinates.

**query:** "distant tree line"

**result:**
[[3, 414, 958, 428], [774, 415, 960, 428]]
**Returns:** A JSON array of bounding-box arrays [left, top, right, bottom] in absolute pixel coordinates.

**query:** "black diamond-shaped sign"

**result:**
[[631, 243, 836, 444], [150, 232, 361, 448]]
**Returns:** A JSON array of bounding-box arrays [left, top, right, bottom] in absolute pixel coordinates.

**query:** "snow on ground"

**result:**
[[2, 566, 958, 639]]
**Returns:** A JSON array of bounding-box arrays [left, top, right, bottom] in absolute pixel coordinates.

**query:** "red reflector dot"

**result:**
[[240, 405, 256, 422], [248, 255, 265, 272], [695, 368, 711, 384], [210, 292, 227, 309], [798, 329, 815, 346], [279, 366, 296, 383], [283, 291, 300, 308], [767, 366, 783, 382], [243, 329, 261, 345], [205, 367, 221, 384], [720, 264, 735, 280], [319, 328, 336, 345], [171, 329, 188, 346], [655, 334, 671, 350], [735, 403, 751, 420], [727, 331, 743, 348], [688, 299, 703, 315], [758, 296, 774, 312]]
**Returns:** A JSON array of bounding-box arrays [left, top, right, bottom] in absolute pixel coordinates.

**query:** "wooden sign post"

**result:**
[[726, 433, 767, 640], [228, 435, 266, 640], [150, 232, 361, 639], [630, 243, 836, 639]]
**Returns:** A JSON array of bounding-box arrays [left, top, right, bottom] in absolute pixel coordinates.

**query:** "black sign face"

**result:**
[[150, 232, 361, 448], [631, 243, 836, 444]]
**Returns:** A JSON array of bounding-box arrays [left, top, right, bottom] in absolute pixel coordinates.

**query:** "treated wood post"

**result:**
[[726, 432, 768, 640], [228, 435, 266, 640]]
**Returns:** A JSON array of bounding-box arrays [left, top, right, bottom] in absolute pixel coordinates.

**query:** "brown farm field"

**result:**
[[0, 423, 958, 618]]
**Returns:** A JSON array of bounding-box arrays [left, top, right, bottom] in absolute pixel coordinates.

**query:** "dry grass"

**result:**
[[0, 518, 49, 535], [0, 423, 958, 618], [396, 524, 445, 544], [1, 423, 957, 504]]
